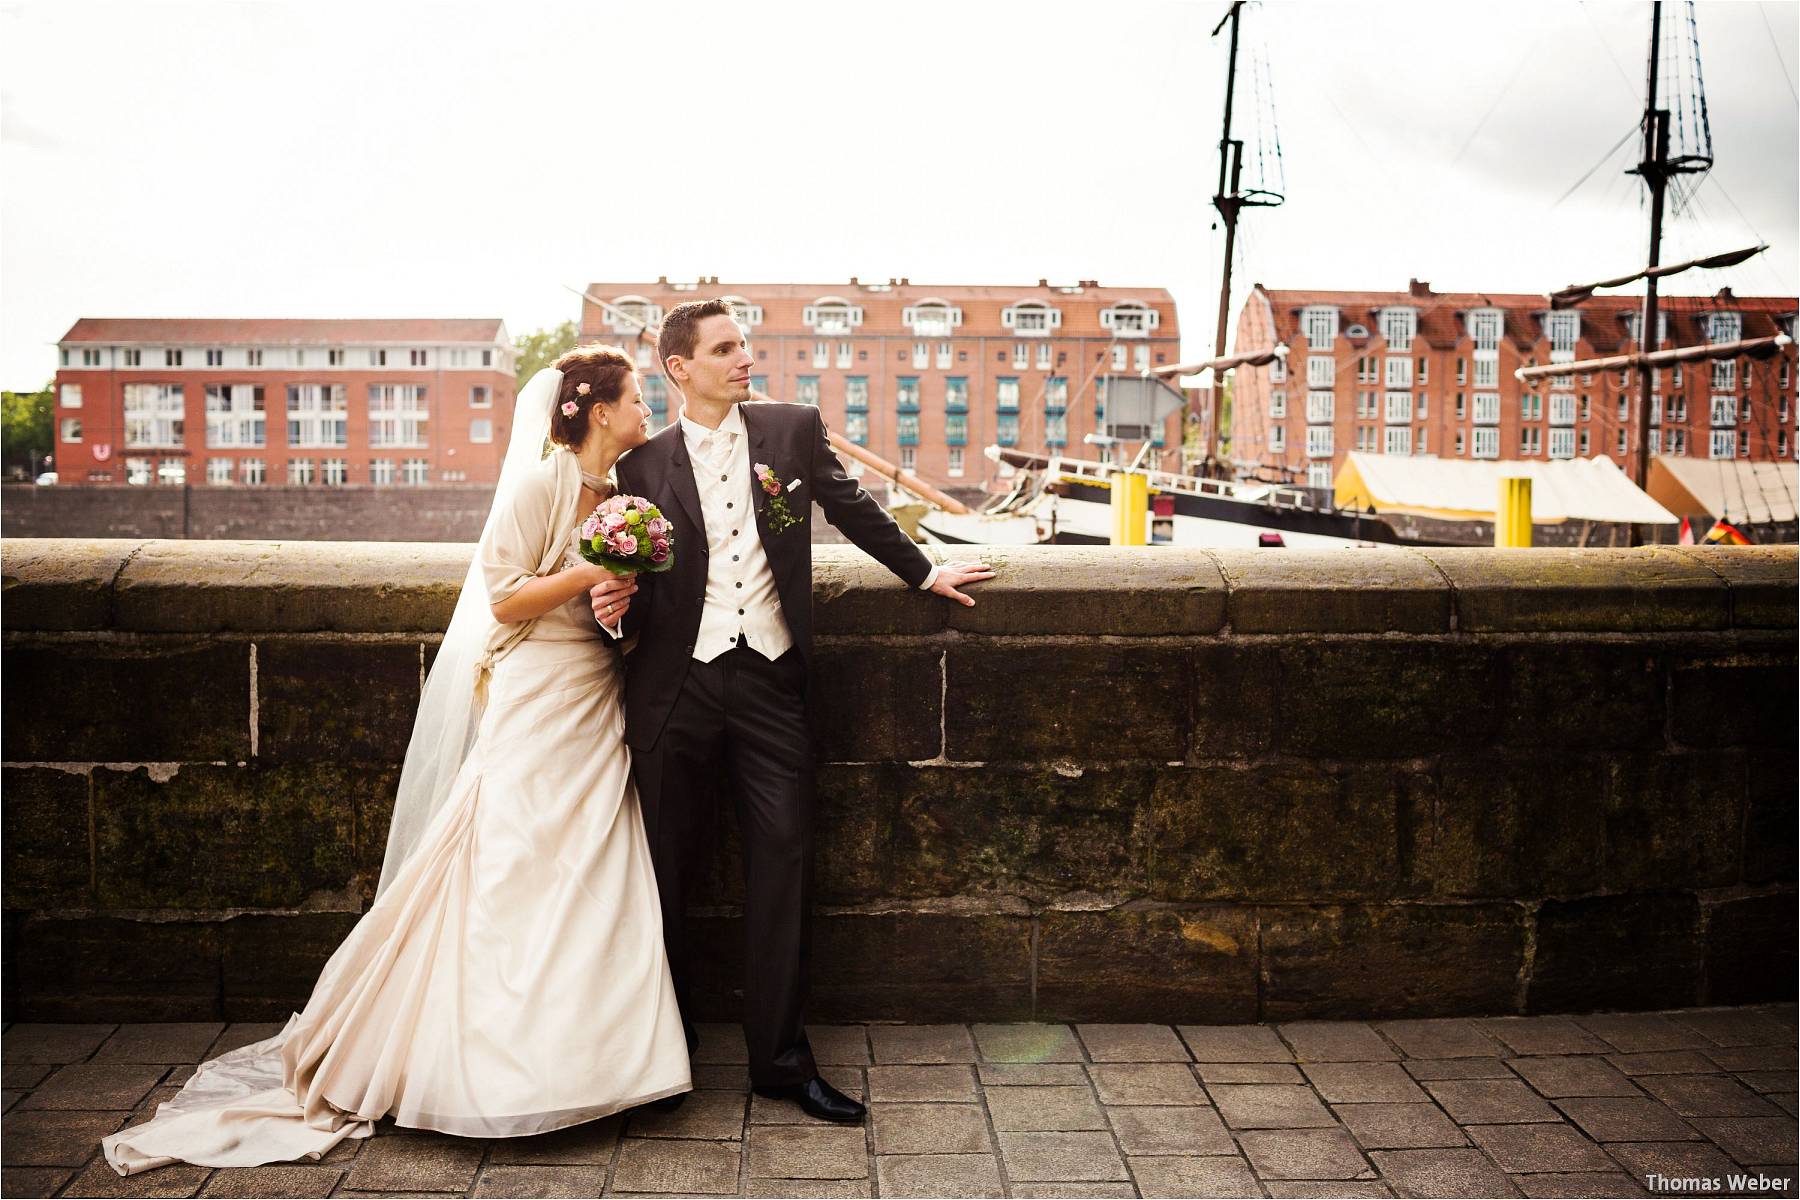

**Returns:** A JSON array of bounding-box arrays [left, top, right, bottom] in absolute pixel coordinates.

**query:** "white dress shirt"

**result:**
[[681, 405, 793, 663]]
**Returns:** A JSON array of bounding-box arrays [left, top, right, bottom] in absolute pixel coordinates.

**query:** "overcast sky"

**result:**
[[2, 0, 1795, 389]]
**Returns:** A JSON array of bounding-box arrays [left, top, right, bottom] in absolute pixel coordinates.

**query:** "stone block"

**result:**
[[944, 643, 1189, 763], [1367, 1148, 1521, 1197], [342, 1129, 484, 1192], [1, 767, 91, 908], [1689, 1116, 1799, 1165], [2, 640, 250, 762], [1190, 641, 1280, 758], [1213, 547, 1450, 634], [874, 1153, 1003, 1199], [945, 546, 1226, 636], [805, 766, 894, 904], [1502, 643, 1664, 750], [996, 1130, 1128, 1182], [1177, 1024, 1293, 1063], [1745, 753, 1799, 886], [867, 1025, 977, 1064], [1506, 1056, 1638, 1098], [1673, 545, 1799, 629], [1603, 753, 1745, 890], [1, 1024, 115, 1065], [984, 1085, 1104, 1132], [624, 1089, 746, 1140], [978, 1063, 1087, 1086], [21, 1062, 164, 1110], [255, 639, 423, 762], [59, 1158, 212, 1196], [1104, 1105, 1234, 1155], [1706, 893, 1799, 1006], [746, 1125, 867, 1179], [471, 1165, 606, 1198], [92, 765, 364, 909], [1276, 1021, 1396, 1062], [1668, 1007, 1793, 1048], [1087, 1063, 1207, 1105], [1420, 547, 1728, 632], [1209, 1084, 1336, 1129], [806, 1024, 871, 1066], [1556, 1096, 1700, 1142], [1423, 755, 1605, 898], [1035, 908, 1258, 1024], [1261, 904, 1525, 1019], [1075, 1023, 1189, 1062], [221, 913, 360, 1019], [865, 1065, 976, 1102], [1476, 1016, 1611, 1057], [1128, 1155, 1261, 1199], [812, 547, 946, 636], [113, 540, 467, 634], [1149, 764, 1406, 902], [9, 916, 221, 1021], [810, 643, 940, 762], [883, 766, 1153, 900], [811, 912, 1033, 1022], [1373, 1018, 1500, 1060], [871, 1102, 991, 1153], [0, 539, 144, 631], [969, 1024, 1084, 1063], [1272, 641, 1502, 760], [1299, 1062, 1425, 1104], [1196, 1061, 1302, 1083], [1238, 1127, 1373, 1179], [93, 1024, 224, 1064], [1529, 895, 1703, 1013], [1639, 1074, 1783, 1118], [1575, 1012, 1714, 1054], [1671, 651, 1799, 750], [1332, 1102, 1467, 1150]]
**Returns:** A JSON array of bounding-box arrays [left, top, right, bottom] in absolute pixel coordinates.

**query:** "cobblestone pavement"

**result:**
[[3, 1006, 1796, 1198]]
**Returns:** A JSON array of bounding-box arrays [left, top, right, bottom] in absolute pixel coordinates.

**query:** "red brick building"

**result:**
[[1232, 282, 1798, 490], [578, 279, 1184, 492], [52, 319, 515, 486]]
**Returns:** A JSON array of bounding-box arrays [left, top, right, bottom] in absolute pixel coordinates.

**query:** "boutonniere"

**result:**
[[754, 463, 803, 534]]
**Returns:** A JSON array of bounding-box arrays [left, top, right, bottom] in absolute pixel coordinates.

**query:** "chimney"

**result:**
[[657, 275, 669, 285], [1038, 278, 1049, 288], [1717, 285, 1736, 301], [900, 277, 910, 286], [1408, 278, 1432, 297], [849, 276, 859, 285]]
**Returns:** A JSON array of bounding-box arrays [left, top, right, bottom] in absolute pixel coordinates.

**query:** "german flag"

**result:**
[[1703, 519, 1751, 546]]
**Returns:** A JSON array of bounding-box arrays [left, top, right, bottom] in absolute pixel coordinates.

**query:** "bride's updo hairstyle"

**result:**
[[548, 344, 636, 450]]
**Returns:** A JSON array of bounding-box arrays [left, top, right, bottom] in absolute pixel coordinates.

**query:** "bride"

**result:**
[[103, 346, 692, 1175]]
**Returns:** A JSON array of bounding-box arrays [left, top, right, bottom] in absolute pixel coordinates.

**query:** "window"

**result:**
[[370, 349, 387, 367], [1045, 377, 1068, 410], [1549, 394, 1575, 425], [1045, 409, 1067, 446], [1519, 427, 1541, 455], [1306, 391, 1335, 423], [1711, 429, 1735, 459], [288, 384, 348, 447], [813, 341, 830, 369], [1384, 357, 1412, 388], [410, 349, 427, 367], [1521, 392, 1541, 422], [1305, 425, 1334, 457], [945, 377, 968, 411], [321, 458, 348, 486], [1418, 357, 1429, 385], [1580, 394, 1591, 421], [1456, 357, 1467, 384], [328, 349, 344, 366], [1039, 343, 1054, 371], [937, 342, 952, 369], [288, 458, 315, 485], [843, 412, 868, 445], [1579, 430, 1590, 456], [802, 300, 862, 334], [846, 377, 868, 410], [642, 376, 667, 426], [997, 378, 1020, 410], [246, 349, 263, 367], [796, 376, 820, 405], [896, 377, 920, 411], [1474, 358, 1499, 387], [370, 458, 395, 486], [605, 298, 664, 334], [1706, 312, 1742, 344], [60, 417, 81, 442], [1617, 429, 1629, 456], [1001, 302, 1060, 335], [402, 458, 430, 485], [238, 458, 264, 485], [165, 349, 183, 367], [1307, 463, 1332, 490], [899, 446, 916, 472], [1384, 427, 1412, 455], [1472, 393, 1500, 424], [1545, 311, 1581, 355], [125, 457, 152, 485], [947, 446, 965, 477], [1472, 428, 1499, 459], [1416, 428, 1428, 454], [1357, 356, 1378, 384], [1712, 360, 1737, 392], [1627, 312, 1669, 345], [1455, 431, 1466, 455], [1270, 390, 1287, 418], [1416, 394, 1429, 419], [1301, 306, 1338, 348], [1738, 429, 1750, 457], [910, 342, 928, 369], [1549, 428, 1575, 459], [206, 384, 266, 447], [1269, 356, 1287, 383], [1468, 310, 1502, 352], [1100, 302, 1159, 336], [903, 302, 962, 337], [1455, 392, 1466, 418], [123, 384, 185, 447], [470, 385, 490, 408], [945, 413, 968, 445], [156, 460, 186, 486], [470, 419, 493, 443], [369, 384, 429, 446], [60, 384, 81, 408], [1710, 396, 1738, 426], [1379, 308, 1417, 352], [1110, 345, 1127, 371], [123, 349, 141, 367], [1270, 426, 1285, 453], [837, 342, 852, 369], [1306, 356, 1335, 388], [205, 458, 232, 485], [1133, 345, 1150, 372], [1384, 392, 1411, 423], [996, 412, 1019, 445], [1013, 343, 1030, 370], [205, 349, 224, 367], [1781, 431, 1790, 457]]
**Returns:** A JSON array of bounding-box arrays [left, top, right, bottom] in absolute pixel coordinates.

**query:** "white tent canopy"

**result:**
[[1647, 456, 1800, 525], [1336, 453, 1678, 525]]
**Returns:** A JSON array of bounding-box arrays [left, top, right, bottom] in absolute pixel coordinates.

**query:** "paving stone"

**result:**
[[2, 1169, 75, 1197], [612, 1137, 742, 1193], [1105, 1104, 1234, 1155], [874, 1153, 1003, 1199], [749, 1079, 865, 1125], [1278, 1022, 1398, 1063], [1507, 1056, 1641, 1098], [1, 1065, 51, 1090], [202, 1023, 286, 1059], [975, 1063, 1087, 1087], [968, 1024, 1084, 1064], [1088, 1063, 1207, 1105], [1, 1093, 20, 1114], [871, 1102, 991, 1154], [1513, 1171, 1647, 1197], [94, 1024, 227, 1064], [1738, 1071, 1800, 1095], [1477, 1017, 1613, 1057], [690, 1063, 748, 1090], [1209, 1084, 1336, 1129], [55, 1161, 212, 1197], [1575, 1013, 1711, 1054], [1009, 1186, 1138, 1199], [466, 1164, 606, 1197], [1129, 1154, 1261, 1198], [1689, 1117, 1799, 1165], [1402, 1058, 1517, 1081], [691, 1023, 749, 1065], [1302, 1062, 1427, 1103], [163, 1066, 195, 1086], [199, 1165, 345, 1196], [486, 1115, 621, 1164], [807, 1025, 871, 1066], [997, 1130, 1128, 1181], [1424, 1079, 1560, 1124], [1608, 1050, 1722, 1076], [985, 1085, 1104, 1132], [1076, 1024, 1190, 1062], [21, 1063, 165, 1110], [1639, 1074, 1783, 1118], [1376, 1019, 1501, 1060], [1178, 1024, 1294, 1063], [1773, 1094, 1798, 1117], [1334, 1103, 1468, 1150], [2, 1024, 116, 1064], [1670, 1009, 1794, 1048], [343, 1131, 485, 1192], [624, 1090, 747, 1140], [746, 1180, 872, 1199], [1369, 1148, 1522, 1197], [1264, 1183, 1394, 1198], [1197, 1062, 1305, 1084], [1241, 1127, 1374, 1180], [132, 1085, 185, 1117], [1555, 1096, 1699, 1142], [865, 1065, 974, 1103], [1707, 1045, 1799, 1072], [1465, 1122, 1615, 1172], [2, 1109, 128, 1166], [1606, 1139, 1741, 1185], [746, 1125, 868, 1179], [869, 1025, 977, 1064]]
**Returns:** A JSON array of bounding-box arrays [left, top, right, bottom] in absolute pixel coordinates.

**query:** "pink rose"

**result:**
[[650, 542, 670, 562], [645, 517, 668, 537], [614, 534, 638, 556], [580, 516, 601, 539]]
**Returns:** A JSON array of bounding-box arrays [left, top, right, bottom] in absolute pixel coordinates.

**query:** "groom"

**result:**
[[596, 299, 992, 1123]]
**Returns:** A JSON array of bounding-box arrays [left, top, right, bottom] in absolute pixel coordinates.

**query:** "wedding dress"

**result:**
[[103, 377, 690, 1175]]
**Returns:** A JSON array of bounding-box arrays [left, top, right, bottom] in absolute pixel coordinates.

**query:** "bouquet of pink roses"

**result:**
[[577, 495, 675, 575]]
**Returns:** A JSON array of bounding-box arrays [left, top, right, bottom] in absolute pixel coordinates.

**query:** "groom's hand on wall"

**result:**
[[927, 560, 996, 607]]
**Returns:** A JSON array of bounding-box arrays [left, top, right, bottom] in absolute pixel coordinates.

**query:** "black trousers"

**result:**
[[631, 644, 818, 1088]]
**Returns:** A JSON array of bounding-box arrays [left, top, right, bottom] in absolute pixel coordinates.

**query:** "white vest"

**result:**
[[680, 406, 794, 663]]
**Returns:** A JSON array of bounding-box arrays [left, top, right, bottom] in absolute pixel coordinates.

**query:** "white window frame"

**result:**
[[1384, 356, 1412, 388], [1301, 306, 1338, 349], [1472, 393, 1500, 425], [1305, 425, 1334, 458], [947, 446, 965, 477], [1548, 428, 1575, 459], [1548, 393, 1576, 426], [206, 384, 266, 448], [402, 457, 430, 485], [470, 418, 493, 443], [61, 384, 82, 408], [1707, 312, 1742, 344], [1099, 302, 1159, 338], [60, 417, 81, 443], [1306, 356, 1335, 388], [1269, 390, 1287, 418], [1472, 427, 1500, 459], [1379, 308, 1417, 352], [1710, 429, 1735, 459], [802, 300, 863, 335], [1384, 392, 1412, 424], [1710, 396, 1738, 426], [813, 341, 830, 369], [1306, 463, 1332, 490], [1384, 426, 1412, 455], [369, 384, 429, 448], [606, 297, 665, 335], [902, 302, 962, 338], [288, 384, 348, 448], [1305, 391, 1334, 423], [1544, 311, 1581, 355], [123, 383, 185, 448], [1001, 302, 1061, 336], [1270, 426, 1286, 453]]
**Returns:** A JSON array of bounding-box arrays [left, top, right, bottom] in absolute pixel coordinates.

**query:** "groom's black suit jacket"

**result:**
[[614, 401, 933, 752]]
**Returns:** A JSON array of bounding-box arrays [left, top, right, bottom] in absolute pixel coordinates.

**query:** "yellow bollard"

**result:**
[[1497, 476, 1532, 548], [1110, 470, 1148, 546]]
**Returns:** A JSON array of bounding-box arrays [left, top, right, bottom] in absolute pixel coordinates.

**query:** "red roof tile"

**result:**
[[60, 318, 507, 345]]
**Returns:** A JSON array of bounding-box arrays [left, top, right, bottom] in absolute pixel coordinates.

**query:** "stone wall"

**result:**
[[2, 538, 1794, 1024]]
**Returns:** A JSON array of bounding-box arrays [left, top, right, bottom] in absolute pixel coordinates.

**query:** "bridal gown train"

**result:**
[[102, 597, 692, 1175]]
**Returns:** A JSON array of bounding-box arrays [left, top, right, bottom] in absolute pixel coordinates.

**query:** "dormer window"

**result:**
[[720, 297, 763, 328], [1466, 309, 1503, 353], [903, 300, 962, 338], [1301, 306, 1338, 349], [606, 297, 664, 334], [1707, 312, 1742, 344], [803, 298, 863, 335], [1379, 308, 1417, 352], [1626, 312, 1669, 345], [1543, 311, 1580, 356], [1099, 301, 1159, 338], [1001, 301, 1061, 337]]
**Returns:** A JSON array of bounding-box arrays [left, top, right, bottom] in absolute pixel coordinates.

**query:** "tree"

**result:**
[[512, 320, 581, 388], [2, 383, 54, 480]]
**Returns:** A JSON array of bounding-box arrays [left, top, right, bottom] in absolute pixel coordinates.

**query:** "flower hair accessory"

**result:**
[[576, 382, 591, 396], [561, 400, 579, 416]]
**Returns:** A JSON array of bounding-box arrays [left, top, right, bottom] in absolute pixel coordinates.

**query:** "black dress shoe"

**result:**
[[752, 1076, 866, 1124]]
